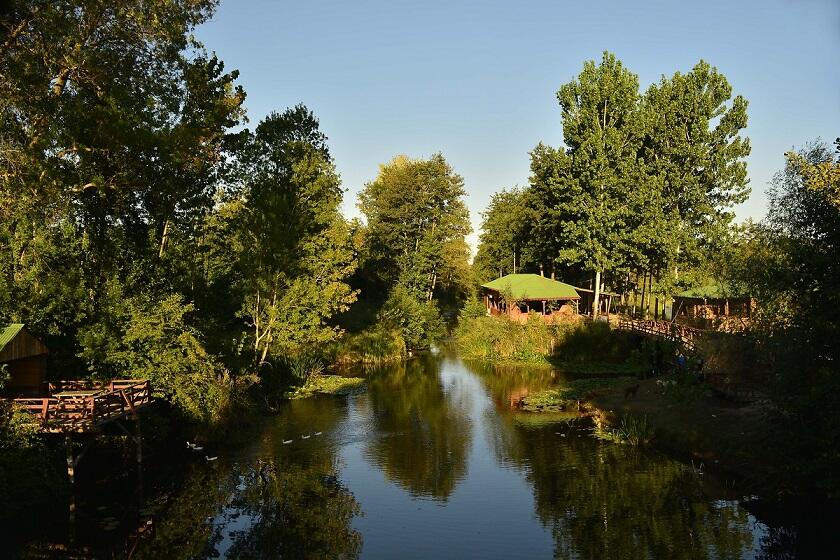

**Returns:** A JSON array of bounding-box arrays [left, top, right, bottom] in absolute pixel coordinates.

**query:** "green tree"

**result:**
[[0, 0, 245, 387], [221, 106, 358, 365], [731, 140, 840, 492], [531, 52, 653, 314], [358, 154, 471, 303], [473, 188, 535, 283], [642, 60, 751, 285]]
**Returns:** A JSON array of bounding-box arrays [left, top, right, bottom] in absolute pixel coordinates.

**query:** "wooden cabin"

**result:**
[[0, 324, 48, 397], [672, 285, 752, 328], [482, 274, 581, 323]]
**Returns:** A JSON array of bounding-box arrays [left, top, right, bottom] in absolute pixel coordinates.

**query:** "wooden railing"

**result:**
[[11, 379, 152, 433], [618, 317, 703, 351]]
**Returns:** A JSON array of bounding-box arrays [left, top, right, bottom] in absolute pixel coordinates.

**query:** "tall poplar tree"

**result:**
[[531, 52, 653, 314], [473, 188, 534, 283], [642, 61, 750, 285]]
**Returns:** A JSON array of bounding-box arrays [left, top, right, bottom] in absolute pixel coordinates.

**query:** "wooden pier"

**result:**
[[11, 379, 152, 433]]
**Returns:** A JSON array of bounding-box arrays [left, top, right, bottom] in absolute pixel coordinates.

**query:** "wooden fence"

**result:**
[[11, 379, 151, 433], [617, 317, 703, 351]]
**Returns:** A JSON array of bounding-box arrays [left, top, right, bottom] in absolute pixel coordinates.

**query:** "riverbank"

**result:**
[[454, 315, 647, 372], [519, 373, 785, 493], [286, 375, 367, 399], [588, 377, 783, 492]]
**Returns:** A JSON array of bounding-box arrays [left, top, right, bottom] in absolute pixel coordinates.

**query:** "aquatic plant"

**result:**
[[520, 377, 637, 412], [286, 375, 366, 399], [594, 414, 654, 446], [284, 354, 325, 384]]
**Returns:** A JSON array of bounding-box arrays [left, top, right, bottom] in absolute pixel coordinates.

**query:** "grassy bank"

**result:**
[[286, 375, 367, 399], [454, 315, 646, 374], [519, 376, 638, 412], [589, 377, 777, 486], [538, 374, 782, 493]]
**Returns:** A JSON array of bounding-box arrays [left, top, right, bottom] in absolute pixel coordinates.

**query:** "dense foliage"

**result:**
[[476, 52, 750, 312], [726, 140, 840, 491], [352, 154, 471, 351], [0, 2, 471, 430]]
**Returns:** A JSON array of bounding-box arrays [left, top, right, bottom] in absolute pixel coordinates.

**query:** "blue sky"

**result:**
[[196, 0, 840, 249]]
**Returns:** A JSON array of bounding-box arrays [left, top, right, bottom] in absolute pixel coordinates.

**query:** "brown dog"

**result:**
[[624, 384, 640, 400]]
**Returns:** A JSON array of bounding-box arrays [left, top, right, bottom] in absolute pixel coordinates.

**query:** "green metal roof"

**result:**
[[0, 323, 24, 353], [482, 274, 580, 301], [677, 285, 747, 299]]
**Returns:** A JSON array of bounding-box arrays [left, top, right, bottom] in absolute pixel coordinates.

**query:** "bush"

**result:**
[[79, 292, 232, 424], [594, 414, 654, 446], [0, 373, 65, 521], [455, 315, 640, 366], [330, 327, 406, 364], [459, 296, 487, 320], [378, 284, 444, 352]]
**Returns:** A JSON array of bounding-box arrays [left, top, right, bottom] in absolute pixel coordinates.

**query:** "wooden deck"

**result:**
[[617, 317, 702, 351], [10, 379, 152, 433]]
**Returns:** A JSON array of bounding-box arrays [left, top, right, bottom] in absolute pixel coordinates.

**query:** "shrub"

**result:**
[[79, 292, 231, 424], [330, 327, 406, 364], [459, 296, 487, 320], [378, 284, 444, 352], [594, 414, 654, 446]]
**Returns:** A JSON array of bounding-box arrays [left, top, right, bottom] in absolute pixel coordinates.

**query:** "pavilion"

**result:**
[[481, 274, 580, 323], [672, 284, 752, 327]]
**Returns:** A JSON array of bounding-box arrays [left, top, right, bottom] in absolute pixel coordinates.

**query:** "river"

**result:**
[[8, 352, 839, 558]]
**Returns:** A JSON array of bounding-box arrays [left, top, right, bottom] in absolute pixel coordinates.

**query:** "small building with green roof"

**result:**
[[0, 324, 49, 397], [673, 284, 752, 325], [481, 274, 581, 322]]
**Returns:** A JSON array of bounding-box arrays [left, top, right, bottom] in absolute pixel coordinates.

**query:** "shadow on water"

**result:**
[[8, 352, 840, 558]]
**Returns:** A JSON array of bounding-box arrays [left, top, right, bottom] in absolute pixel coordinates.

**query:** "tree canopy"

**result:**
[[477, 52, 751, 312]]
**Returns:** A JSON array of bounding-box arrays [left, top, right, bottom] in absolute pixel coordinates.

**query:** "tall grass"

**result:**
[[329, 327, 406, 364], [454, 313, 561, 362], [455, 314, 640, 366], [594, 414, 654, 446]]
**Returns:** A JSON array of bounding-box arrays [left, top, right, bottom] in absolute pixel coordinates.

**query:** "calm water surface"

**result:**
[[11, 353, 839, 558]]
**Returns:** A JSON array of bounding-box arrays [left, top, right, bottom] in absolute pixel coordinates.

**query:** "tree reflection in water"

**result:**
[[136, 396, 362, 560], [362, 356, 472, 501], [466, 360, 757, 559], [22, 355, 829, 558]]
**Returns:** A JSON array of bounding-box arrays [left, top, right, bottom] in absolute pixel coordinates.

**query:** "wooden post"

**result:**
[[65, 435, 75, 485], [135, 416, 143, 467]]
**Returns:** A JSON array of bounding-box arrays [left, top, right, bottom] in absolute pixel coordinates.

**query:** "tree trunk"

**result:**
[[639, 271, 647, 318], [158, 219, 171, 258], [593, 270, 601, 317]]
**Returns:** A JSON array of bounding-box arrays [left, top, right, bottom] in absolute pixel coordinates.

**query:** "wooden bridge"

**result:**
[[617, 317, 703, 351], [11, 379, 152, 433]]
